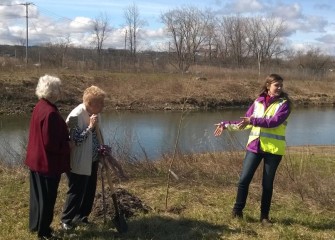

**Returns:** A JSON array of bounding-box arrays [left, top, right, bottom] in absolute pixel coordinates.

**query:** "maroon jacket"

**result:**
[[25, 99, 70, 176]]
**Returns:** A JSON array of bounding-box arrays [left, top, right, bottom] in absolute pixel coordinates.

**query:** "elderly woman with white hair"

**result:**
[[25, 74, 70, 240], [61, 85, 106, 230]]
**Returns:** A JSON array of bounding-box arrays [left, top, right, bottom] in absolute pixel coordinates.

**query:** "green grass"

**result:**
[[1, 147, 335, 239]]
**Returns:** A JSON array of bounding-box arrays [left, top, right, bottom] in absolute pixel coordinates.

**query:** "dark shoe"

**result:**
[[232, 210, 243, 219], [38, 228, 59, 240], [61, 222, 74, 231], [261, 218, 273, 227]]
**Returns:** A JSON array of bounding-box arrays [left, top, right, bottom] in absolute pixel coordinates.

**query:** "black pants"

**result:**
[[61, 161, 99, 224], [29, 171, 60, 237]]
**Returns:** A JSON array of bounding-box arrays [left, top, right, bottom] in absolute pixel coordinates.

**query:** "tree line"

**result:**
[[0, 5, 334, 77]]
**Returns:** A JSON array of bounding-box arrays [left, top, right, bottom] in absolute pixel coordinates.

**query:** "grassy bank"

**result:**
[[1, 146, 334, 239], [1, 67, 335, 115]]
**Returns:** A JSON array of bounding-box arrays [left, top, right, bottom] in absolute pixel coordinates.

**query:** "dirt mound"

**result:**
[[92, 187, 152, 220]]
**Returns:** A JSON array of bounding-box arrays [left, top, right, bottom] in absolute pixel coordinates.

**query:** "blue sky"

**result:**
[[1, 0, 335, 53]]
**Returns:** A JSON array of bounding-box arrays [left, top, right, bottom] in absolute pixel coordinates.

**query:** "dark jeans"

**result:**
[[29, 171, 60, 237], [61, 161, 99, 224], [233, 151, 282, 218]]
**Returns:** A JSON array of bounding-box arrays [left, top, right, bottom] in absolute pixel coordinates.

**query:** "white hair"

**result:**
[[35, 75, 61, 100]]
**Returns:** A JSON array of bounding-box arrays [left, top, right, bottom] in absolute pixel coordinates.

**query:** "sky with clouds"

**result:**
[[1, 0, 335, 54]]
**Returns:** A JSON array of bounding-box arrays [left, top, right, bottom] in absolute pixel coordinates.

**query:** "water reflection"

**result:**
[[0, 107, 334, 162], [100, 107, 335, 160], [0, 115, 30, 164]]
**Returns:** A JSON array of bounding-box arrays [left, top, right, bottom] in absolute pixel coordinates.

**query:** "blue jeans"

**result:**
[[233, 151, 282, 218]]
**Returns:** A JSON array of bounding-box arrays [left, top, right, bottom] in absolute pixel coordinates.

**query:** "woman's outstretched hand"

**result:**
[[214, 123, 224, 136], [237, 116, 252, 129]]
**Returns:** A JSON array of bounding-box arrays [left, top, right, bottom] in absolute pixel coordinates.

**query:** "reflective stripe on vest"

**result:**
[[247, 98, 288, 155], [250, 131, 286, 141]]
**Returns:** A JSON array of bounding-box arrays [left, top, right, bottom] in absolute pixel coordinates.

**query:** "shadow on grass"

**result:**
[[277, 217, 335, 231], [65, 215, 248, 239]]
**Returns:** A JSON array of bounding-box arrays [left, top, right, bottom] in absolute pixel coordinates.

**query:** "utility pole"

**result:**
[[20, 2, 32, 65]]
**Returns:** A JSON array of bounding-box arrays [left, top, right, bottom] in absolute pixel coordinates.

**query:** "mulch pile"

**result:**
[[92, 187, 152, 220]]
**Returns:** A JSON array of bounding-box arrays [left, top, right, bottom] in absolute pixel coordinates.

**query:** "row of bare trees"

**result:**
[[2, 4, 334, 75], [82, 5, 287, 73], [87, 5, 334, 75], [162, 6, 286, 74]]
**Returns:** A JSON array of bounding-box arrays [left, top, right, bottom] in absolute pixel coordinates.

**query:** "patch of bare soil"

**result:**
[[92, 187, 152, 221]]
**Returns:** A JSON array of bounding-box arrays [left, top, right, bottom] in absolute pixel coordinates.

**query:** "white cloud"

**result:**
[[316, 34, 335, 44], [69, 17, 93, 32], [0, 6, 22, 18], [0, 26, 10, 42], [141, 28, 166, 39], [104, 29, 124, 49], [223, 0, 264, 14], [303, 16, 328, 32], [282, 15, 328, 38], [273, 3, 303, 20]]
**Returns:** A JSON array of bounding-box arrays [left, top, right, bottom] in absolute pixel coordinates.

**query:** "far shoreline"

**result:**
[[1, 69, 335, 116], [1, 101, 335, 116]]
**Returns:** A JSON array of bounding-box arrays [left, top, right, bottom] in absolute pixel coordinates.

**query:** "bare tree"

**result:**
[[212, 18, 229, 64], [16, 30, 26, 47], [124, 3, 145, 58], [201, 15, 216, 63], [92, 12, 112, 68], [215, 16, 249, 67], [42, 36, 72, 67], [295, 47, 333, 78], [245, 16, 286, 76], [161, 6, 213, 72]]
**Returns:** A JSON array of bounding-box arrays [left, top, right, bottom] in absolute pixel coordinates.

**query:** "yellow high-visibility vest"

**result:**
[[247, 98, 288, 155]]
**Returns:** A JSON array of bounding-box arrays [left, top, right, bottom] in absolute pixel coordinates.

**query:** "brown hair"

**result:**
[[83, 85, 106, 105], [260, 73, 291, 106]]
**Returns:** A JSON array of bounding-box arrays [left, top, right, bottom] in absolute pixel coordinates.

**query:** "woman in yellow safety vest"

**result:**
[[214, 73, 291, 226]]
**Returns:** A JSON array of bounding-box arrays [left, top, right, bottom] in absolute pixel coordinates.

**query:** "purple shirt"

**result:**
[[222, 94, 291, 153]]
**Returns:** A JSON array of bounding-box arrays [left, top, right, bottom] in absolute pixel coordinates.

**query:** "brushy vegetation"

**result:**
[[1, 66, 335, 115], [1, 145, 335, 240]]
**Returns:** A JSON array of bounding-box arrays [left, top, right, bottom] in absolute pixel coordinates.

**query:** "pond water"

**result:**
[[0, 107, 334, 162]]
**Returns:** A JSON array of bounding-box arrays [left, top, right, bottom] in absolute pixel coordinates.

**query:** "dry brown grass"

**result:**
[[120, 145, 335, 211], [1, 66, 335, 115]]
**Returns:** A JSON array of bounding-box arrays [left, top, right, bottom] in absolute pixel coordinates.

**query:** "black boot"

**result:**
[[260, 214, 273, 226], [232, 210, 243, 219]]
